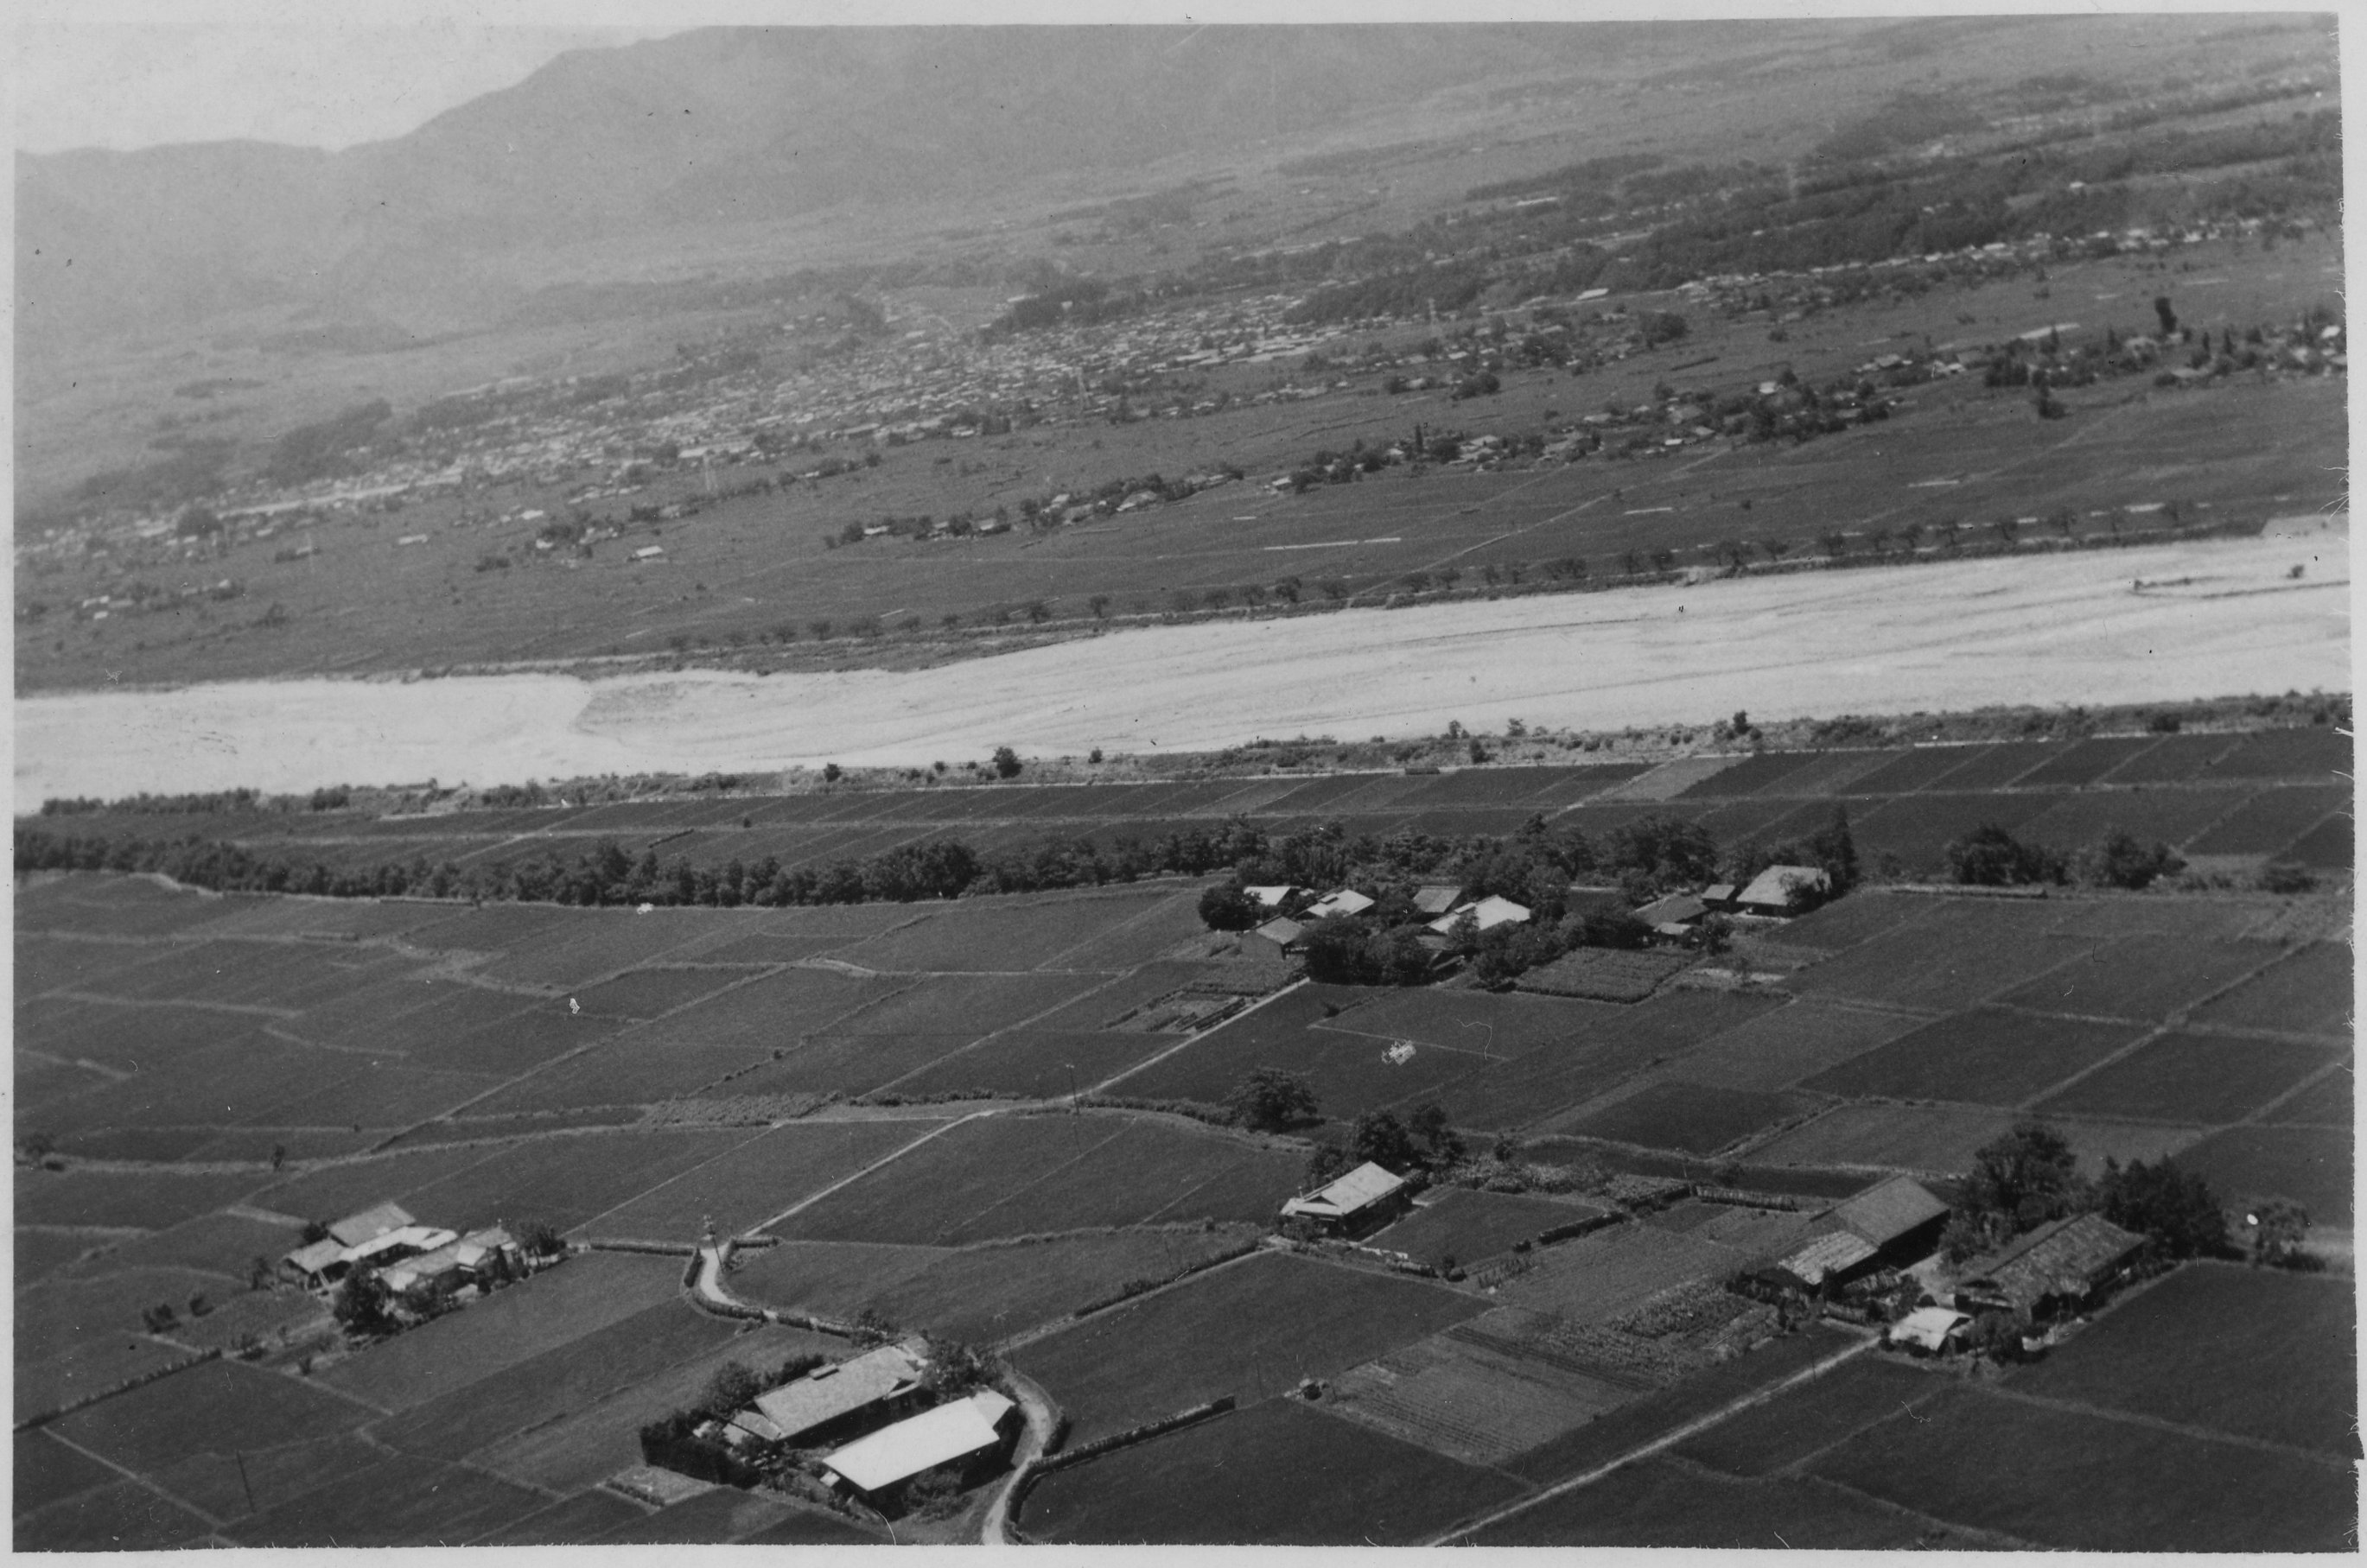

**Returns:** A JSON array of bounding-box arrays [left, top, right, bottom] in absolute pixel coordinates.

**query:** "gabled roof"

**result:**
[[1242, 885, 1299, 908], [823, 1389, 1015, 1493], [1427, 894, 1531, 936], [1737, 866, 1829, 911], [328, 1202, 415, 1248], [284, 1238, 346, 1275], [1701, 884, 1740, 905], [1889, 1305, 1970, 1351], [1831, 1176, 1949, 1248], [1777, 1231, 1877, 1286], [1282, 1160, 1407, 1220], [1302, 888, 1375, 920], [344, 1224, 457, 1266], [1252, 917, 1305, 949], [754, 1339, 929, 1442], [1412, 884, 1464, 916], [1634, 892, 1706, 927], [1958, 1213, 2145, 1311]]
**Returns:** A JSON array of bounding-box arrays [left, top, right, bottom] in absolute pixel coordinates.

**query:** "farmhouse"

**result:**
[[1251, 916, 1307, 954], [328, 1202, 416, 1249], [1281, 1160, 1411, 1235], [1953, 1213, 2146, 1320], [1301, 888, 1375, 920], [1734, 865, 1830, 914], [1634, 891, 1708, 936], [1243, 885, 1301, 909], [1699, 882, 1740, 910], [1760, 1230, 1880, 1295], [1826, 1175, 1950, 1265], [286, 1201, 423, 1286], [1411, 884, 1466, 917], [755, 1337, 932, 1447], [381, 1225, 522, 1298], [820, 1388, 1020, 1508], [1427, 894, 1532, 936]]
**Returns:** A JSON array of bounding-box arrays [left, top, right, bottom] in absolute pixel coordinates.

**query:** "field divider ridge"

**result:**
[[1089, 976, 1310, 1097]]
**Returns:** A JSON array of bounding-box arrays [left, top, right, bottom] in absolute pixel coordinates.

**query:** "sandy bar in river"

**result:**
[[16, 529, 2347, 809]]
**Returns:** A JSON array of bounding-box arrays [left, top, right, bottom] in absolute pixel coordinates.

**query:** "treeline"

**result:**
[[40, 786, 352, 817]]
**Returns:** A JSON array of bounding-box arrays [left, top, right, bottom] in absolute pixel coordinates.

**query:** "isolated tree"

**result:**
[[2072, 828, 2184, 890], [1226, 1067, 1320, 1132], [1944, 823, 2064, 887], [1945, 1122, 2084, 1260], [1406, 1103, 1465, 1170], [2153, 295, 2179, 338], [1348, 1109, 1419, 1173], [1198, 884, 1263, 932], [992, 746, 1023, 780]]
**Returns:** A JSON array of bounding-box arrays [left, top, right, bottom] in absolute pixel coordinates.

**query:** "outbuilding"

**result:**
[[1251, 917, 1307, 954], [1411, 884, 1465, 917], [1827, 1176, 1950, 1265], [755, 1338, 932, 1447], [1888, 1305, 1971, 1355], [1954, 1213, 2146, 1320], [1734, 865, 1830, 915], [1427, 894, 1532, 937], [820, 1388, 1020, 1510], [1281, 1160, 1411, 1236], [1301, 888, 1375, 921]]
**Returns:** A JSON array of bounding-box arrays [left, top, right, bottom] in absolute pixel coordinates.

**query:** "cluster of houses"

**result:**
[[1247, 863, 1830, 958], [280, 1201, 524, 1301], [691, 1337, 1021, 1512], [1279, 1161, 2147, 1361]]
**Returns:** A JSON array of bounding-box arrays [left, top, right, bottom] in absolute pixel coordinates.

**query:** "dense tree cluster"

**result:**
[[1942, 1120, 2234, 1267]]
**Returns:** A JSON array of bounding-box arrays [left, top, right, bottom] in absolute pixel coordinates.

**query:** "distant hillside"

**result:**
[[16, 25, 1680, 359]]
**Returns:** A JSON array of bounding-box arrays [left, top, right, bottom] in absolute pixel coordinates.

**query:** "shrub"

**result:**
[[1198, 884, 1263, 931], [1944, 822, 2065, 886], [2073, 828, 2185, 890], [1225, 1067, 1320, 1132]]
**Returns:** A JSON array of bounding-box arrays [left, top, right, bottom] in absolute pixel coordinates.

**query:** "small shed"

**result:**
[[1888, 1305, 1971, 1355], [821, 1388, 1019, 1508], [1773, 1231, 1879, 1290], [1281, 1161, 1411, 1235], [1954, 1213, 2146, 1320], [1735, 866, 1830, 915], [1699, 883, 1740, 910]]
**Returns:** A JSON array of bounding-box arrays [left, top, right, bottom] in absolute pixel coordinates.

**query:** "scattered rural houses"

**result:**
[[1825, 1175, 1952, 1266], [1426, 893, 1532, 937], [1301, 887, 1375, 920], [1251, 915, 1306, 953], [1410, 883, 1465, 916], [754, 1337, 933, 1448], [1633, 890, 1708, 937], [279, 1201, 521, 1301], [1282, 1160, 1413, 1236], [1953, 1213, 2147, 1320], [819, 1389, 1021, 1509], [382, 1227, 523, 1298]]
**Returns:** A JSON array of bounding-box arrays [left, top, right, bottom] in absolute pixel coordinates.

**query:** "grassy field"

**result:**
[[1018, 1395, 1525, 1545], [1011, 1251, 1486, 1443]]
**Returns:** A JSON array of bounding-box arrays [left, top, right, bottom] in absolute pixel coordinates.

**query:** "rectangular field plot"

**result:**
[[1753, 891, 1932, 953], [1318, 987, 1629, 1057], [53, 1355, 372, 1475], [2183, 785, 2351, 855], [1999, 935, 2281, 1021], [2096, 731, 2243, 784], [711, 1032, 980, 1098], [317, 1249, 690, 1412], [14, 1166, 264, 1231], [1516, 946, 1694, 1002], [474, 1490, 652, 1546], [1561, 1081, 1810, 1155], [2011, 788, 2249, 858], [1018, 1396, 1524, 1546], [576, 1117, 945, 1238], [1801, 1007, 2147, 1107], [2205, 726, 2351, 782], [13, 1477, 217, 1552], [467, 1034, 775, 1113], [2010, 1263, 2357, 1458], [2013, 736, 2163, 790], [399, 1002, 628, 1076], [1850, 791, 2058, 873], [1471, 1457, 1931, 1550], [1377, 1189, 1605, 1270], [772, 1112, 1301, 1246], [1501, 1324, 1859, 1484], [2281, 811, 2351, 869], [14, 1428, 122, 1519], [1669, 1000, 1928, 1092], [1788, 908, 2096, 1013], [886, 1029, 1178, 1100], [1677, 751, 1817, 799], [1492, 1222, 1740, 1324], [2264, 1068, 2351, 1127], [2174, 1124, 2353, 1228], [1675, 1355, 1944, 1477], [400, 1127, 767, 1235], [1806, 1381, 2356, 1552], [1750, 1103, 2201, 1178], [1428, 991, 1791, 1133], [1011, 1252, 1486, 1444], [1903, 741, 2054, 791], [566, 967, 764, 1019], [826, 971, 1109, 1035], [222, 1449, 550, 1548], [828, 887, 1183, 972], [2034, 1029, 2336, 1123]]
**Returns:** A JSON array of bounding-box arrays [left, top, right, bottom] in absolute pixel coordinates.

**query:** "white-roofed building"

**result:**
[[821, 1388, 1019, 1507], [282, 1237, 349, 1289], [1888, 1305, 1971, 1355], [341, 1224, 455, 1272], [327, 1202, 415, 1250], [1242, 885, 1301, 909], [1735, 865, 1830, 915], [1301, 888, 1375, 921], [1280, 1160, 1411, 1235], [1426, 894, 1532, 937]]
